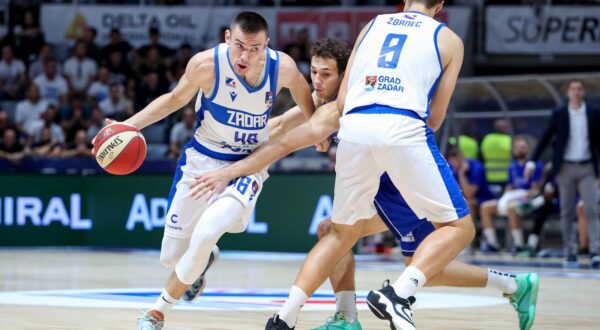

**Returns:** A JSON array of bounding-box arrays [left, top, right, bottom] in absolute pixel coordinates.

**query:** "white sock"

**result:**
[[392, 266, 426, 298], [151, 289, 179, 315], [278, 285, 308, 327], [486, 268, 517, 295], [512, 229, 524, 247], [527, 234, 539, 249], [335, 291, 358, 323], [483, 228, 499, 247]]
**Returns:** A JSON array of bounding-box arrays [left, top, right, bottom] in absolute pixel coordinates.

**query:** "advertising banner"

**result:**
[[486, 6, 600, 55], [0, 174, 334, 253]]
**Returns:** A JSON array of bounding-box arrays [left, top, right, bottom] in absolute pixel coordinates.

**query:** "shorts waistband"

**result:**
[[345, 105, 425, 122]]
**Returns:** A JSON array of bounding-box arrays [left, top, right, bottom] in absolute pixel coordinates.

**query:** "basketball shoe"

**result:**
[[505, 273, 539, 330], [310, 312, 363, 330], [265, 314, 295, 329], [182, 245, 220, 302], [366, 280, 416, 330], [137, 310, 164, 330]]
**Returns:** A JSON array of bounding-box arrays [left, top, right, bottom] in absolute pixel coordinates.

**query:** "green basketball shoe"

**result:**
[[505, 273, 539, 330], [309, 312, 363, 330]]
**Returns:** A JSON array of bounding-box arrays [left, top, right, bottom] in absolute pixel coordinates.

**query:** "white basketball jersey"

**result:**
[[191, 44, 279, 161], [343, 11, 444, 119]]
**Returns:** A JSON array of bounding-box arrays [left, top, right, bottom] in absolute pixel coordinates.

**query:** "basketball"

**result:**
[[93, 123, 147, 175]]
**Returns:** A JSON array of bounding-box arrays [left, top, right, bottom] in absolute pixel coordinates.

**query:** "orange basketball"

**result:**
[[93, 123, 146, 175]]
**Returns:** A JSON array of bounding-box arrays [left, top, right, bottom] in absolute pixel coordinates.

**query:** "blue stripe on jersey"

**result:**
[[167, 144, 191, 211], [346, 104, 424, 122], [207, 46, 220, 102], [424, 126, 471, 220], [226, 49, 271, 94], [357, 16, 377, 50], [426, 23, 445, 119], [199, 96, 269, 131], [190, 138, 246, 161], [269, 51, 280, 106]]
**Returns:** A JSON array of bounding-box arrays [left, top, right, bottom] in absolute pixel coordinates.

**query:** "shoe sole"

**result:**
[[523, 273, 539, 330], [366, 291, 397, 330], [182, 246, 221, 302]]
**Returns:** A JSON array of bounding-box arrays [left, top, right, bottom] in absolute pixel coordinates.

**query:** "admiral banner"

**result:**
[[486, 6, 600, 55]]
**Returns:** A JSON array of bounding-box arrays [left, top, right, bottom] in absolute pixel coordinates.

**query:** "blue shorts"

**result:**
[[374, 173, 435, 257]]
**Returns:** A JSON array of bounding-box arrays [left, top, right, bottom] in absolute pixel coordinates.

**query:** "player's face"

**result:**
[[226, 27, 269, 75], [310, 56, 342, 101]]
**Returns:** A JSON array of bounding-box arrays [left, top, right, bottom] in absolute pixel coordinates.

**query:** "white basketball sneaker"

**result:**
[[366, 280, 416, 330]]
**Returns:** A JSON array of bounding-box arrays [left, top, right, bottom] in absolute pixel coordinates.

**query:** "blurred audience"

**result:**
[[480, 119, 512, 188], [63, 41, 98, 95], [15, 84, 48, 133], [0, 44, 26, 99], [168, 107, 196, 159], [33, 58, 68, 106], [99, 83, 135, 121]]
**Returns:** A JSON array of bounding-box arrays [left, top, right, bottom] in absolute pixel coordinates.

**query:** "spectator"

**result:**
[[137, 46, 168, 85], [26, 105, 65, 145], [87, 106, 104, 143], [136, 72, 168, 110], [138, 27, 173, 59], [101, 28, 132, 60], [28, 44, 60, 80], [62, 129, 93, 158], [481, 119, 512, 187], [0, 110, 12, 138], [99, 83, 134, 121], [82, 27, 101, 62], [479, 136, 544, 253], [33, 58, 68, 107], [168, 107, 195, 159], [30, 125, 62, 157], [167, 43, 192, 88], [0, 45, 26, 99], [15, 84, 48, 133], [87, 66, 110, 103], [60, 96, 90, 143], [446, 146, 496, 221], [14, 10, 45, 63], [0, 127, 27, 164], [449, 122, 479, 160], [526, 79, 600, 267], [63, 41, 98, 94], [106, 50, 134, 86]]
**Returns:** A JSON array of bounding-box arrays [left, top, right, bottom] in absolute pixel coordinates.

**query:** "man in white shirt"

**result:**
[[0, 45, 26, 99], [15, 84, 48, 133], [87, 66, 110, 103], [63, 41, 98, 94], [26, 105, 65, 145], [33, 59, 69, 107], [98, 83, 134, 121], [526, 79, 600, 268]]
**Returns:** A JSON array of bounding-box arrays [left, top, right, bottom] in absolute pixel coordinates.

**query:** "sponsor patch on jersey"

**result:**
[[265, 91, 274, 108], [230, 90, 238, 102], [226, 77, 236, 88], [365, 75, 378, 91]]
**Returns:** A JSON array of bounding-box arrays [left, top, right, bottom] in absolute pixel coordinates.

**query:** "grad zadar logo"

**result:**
[[0, 288, 506, 311]]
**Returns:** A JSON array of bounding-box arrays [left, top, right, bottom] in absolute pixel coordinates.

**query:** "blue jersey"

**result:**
[[191, 44, 279, 161], [452, 158, 495, 204], [508, 160, 543, 190]]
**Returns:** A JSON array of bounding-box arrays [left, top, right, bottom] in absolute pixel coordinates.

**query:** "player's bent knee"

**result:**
[[160, 250, 181, 268]]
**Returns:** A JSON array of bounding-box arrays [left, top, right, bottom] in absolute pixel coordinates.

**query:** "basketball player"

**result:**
[[92, 12, 315, 330], [190, 37, 538, 330]]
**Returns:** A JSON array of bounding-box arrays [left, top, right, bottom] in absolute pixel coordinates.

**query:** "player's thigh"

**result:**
[[332, 140, 384, 225], [380, 143, 470, 223]]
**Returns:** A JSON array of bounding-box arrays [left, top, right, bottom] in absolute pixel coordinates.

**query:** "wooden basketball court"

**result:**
[[1, 249, 599, 329]]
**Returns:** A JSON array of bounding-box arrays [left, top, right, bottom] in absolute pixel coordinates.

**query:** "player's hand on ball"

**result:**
[[189, 169, 233, 200]]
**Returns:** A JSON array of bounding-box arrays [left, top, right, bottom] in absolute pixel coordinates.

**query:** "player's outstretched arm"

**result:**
[[189, 102, 339, 200], [123, 50, 215, 130], [277, 52, 315, 119], [427, 27, 464, 131], [268, 92, 321, 139]]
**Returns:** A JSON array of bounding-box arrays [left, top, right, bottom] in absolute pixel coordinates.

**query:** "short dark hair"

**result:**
[[566, 78, 584, 91], [311, 38, 351, 74], [149, 27, 160, 36], [444, 145, 462, 159], [230, 11, 269, 35], [406, 0, 444, 9]]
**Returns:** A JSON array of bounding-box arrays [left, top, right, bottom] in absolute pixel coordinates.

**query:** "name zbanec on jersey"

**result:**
[[364, 75, 405, 92], [387, 15, 422, 28]]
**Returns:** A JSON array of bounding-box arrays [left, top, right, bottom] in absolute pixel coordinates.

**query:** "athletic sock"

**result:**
[[391, 266, 426, 299], [278, 285, 308, 327], [151, 289, 179, 316], [483, 228, 500, 248], [486, 268, 517, 295], [512, 229, 524, 247], [336, 291, 358, 323], [527, 234, 539, 250]]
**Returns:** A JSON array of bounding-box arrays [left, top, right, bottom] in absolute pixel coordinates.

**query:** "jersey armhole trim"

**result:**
[[206, 44, 221, 102], [433, 23, 445, 73], [269, 50, 280, 112], [356, 16, 377, 50]]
